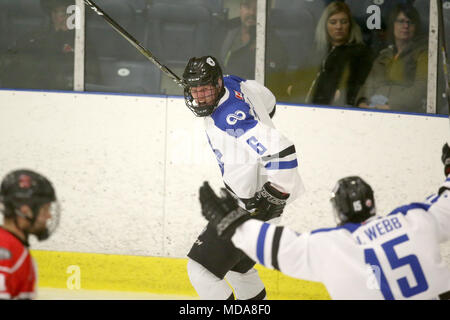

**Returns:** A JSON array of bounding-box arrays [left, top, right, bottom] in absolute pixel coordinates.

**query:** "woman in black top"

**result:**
[[286, 1, 373, 106]]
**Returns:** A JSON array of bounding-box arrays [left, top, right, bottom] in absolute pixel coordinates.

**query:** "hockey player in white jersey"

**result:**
[[199, 143, 450, 300], [182, 56, 304, 300]]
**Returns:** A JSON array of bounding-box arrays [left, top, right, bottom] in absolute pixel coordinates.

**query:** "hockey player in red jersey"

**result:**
[[0, 169, 60, 299]]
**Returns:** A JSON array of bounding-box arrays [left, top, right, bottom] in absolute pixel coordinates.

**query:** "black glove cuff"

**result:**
[[216, 207, 252, 239], [264, 182, 290, 201], [441, 144, 450, 176]]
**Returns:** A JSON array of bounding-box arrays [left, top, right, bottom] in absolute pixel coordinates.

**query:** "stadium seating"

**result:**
[[0, 2, 10, 52], [3, 0, 48, 49], [345, 0, 411, 27], [151, 0, 224, 16], [272, 0, 330, 21], [412, 0, 430, 34], [85, 59, 161, 95], [85, 0, 149, 61], [444, 0, 450, 40], [146, 1, 213, 69], [268, 7, 315, 71]]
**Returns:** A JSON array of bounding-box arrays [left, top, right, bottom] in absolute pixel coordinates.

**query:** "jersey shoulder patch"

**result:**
[[0, 228, 25, 265], [211, 80, 257, 138], [0, 247, 12, 261], [212, 101, 257, 138]]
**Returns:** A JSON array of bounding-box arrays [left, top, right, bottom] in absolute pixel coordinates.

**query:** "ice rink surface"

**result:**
[[37, 288, 198, 300]]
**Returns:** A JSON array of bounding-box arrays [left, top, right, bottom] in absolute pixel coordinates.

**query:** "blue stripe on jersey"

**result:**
[[387, 202, 431, 216], [310, 222, 362, 235], [210, 76, 257, 138], [429, 194, 440, 204], [264, 159, 298, 170], [256, 223, 270, 265]]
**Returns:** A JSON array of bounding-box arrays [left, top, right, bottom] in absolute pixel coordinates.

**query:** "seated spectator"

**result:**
[[213, 0, 288, 90], [356, 3, 428, 113], [2, 0, 100, 90], [285, 1, 373, 106]]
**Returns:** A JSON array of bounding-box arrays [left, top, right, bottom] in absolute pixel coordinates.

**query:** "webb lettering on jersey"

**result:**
[[232, 184, 450, 299], [355, 216, 403, 244]]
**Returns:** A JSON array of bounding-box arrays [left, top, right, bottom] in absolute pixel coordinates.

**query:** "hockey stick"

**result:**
[[83, 0, 186, 89]]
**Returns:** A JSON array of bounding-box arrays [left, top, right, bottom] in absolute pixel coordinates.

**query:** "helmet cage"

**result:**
[[34, 200, 61, 241], [183, 56, 224, 117]]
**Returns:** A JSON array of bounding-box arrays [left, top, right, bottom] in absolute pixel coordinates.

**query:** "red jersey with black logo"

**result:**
[[0, 227, 36, 299]]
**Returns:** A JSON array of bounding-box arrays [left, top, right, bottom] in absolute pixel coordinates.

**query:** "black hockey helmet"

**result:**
[[0, 169, 60, 240], [330, 176, 376, 225], [182, 56, 225, 117]]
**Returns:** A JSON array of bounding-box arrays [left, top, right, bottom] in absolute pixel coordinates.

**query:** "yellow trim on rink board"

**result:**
[[31, 250, 330, 300]]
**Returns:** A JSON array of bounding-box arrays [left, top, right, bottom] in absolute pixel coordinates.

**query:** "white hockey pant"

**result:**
[[187, 258, 266, 300]]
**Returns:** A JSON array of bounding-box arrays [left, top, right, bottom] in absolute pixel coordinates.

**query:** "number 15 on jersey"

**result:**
[[365, 234, 429, 299]]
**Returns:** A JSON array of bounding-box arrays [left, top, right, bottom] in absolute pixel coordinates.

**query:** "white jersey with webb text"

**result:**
[[232, 177, 450, 300], [204, 75, 305, 208]]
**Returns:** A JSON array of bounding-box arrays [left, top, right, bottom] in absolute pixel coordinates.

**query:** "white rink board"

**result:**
[[0, 91, 167, 256], [0, 90, 449, 264]]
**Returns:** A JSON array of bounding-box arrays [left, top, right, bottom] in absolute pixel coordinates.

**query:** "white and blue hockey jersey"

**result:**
[[231, 176, 450, 300], [205, 75, 305, 208]]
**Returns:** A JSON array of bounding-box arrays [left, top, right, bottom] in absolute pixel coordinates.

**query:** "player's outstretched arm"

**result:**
[[430, 143, 450, 242], [441, 143, 450, 178], [199, 182, 319, 281], [199, 181, 252, 239]]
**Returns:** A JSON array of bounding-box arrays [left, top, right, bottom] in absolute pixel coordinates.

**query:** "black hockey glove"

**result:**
[[442, 143, 450, 176], [199, 182, 252, 239], [438, 143, 450, 195], [246, 182, 290, 221]]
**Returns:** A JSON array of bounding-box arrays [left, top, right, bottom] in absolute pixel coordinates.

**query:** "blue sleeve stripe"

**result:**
[[429, 194, 440, 204], [311, 223, 362, 235], [256, 223, 270, 266], [387, 202, 431, 216], [264, 159, 298, 170]]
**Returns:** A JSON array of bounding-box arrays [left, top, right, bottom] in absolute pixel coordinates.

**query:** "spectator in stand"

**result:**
[[213, 0, 288, 94], [356, 3, 428, 113], [1, 0, 100, 90], [38, 0, 101, 90], [285, 1, 373, 107]]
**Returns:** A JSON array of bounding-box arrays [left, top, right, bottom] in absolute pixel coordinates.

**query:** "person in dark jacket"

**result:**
[[1, 0, 100, 91], [286, 1, 373, 106], [212, 0, 288, 92], [356, 3, 428, 113]]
